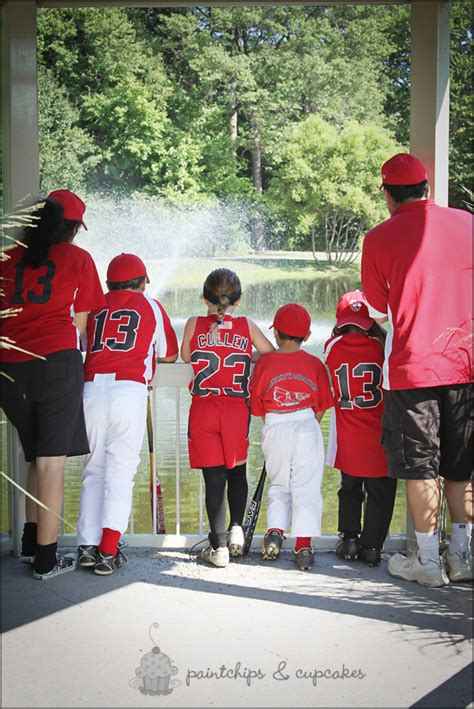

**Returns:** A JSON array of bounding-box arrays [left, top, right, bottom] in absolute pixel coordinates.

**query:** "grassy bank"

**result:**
[[148, 254, 360, 290]]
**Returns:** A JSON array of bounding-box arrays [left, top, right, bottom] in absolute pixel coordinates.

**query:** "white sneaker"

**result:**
[[388, 552, 449, 587], [227, 525, 245, 557], [201, 545, 229, 568], [443, 550, 473, 582]]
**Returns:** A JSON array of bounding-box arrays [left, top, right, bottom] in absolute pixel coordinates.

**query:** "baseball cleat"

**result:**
[[359, 546, 381, 567], [294, 547, 314, 571], [77, 545, 99, 568], [33, 554, 77, 581], [443, 550, 473, 582], [94, 541, 128, 576], [227, 525, 245, 557], [261, 530, 284, 560], [200, 545, 229, 568], [335, 535, 360, 561], [388, 551, 449, 587]]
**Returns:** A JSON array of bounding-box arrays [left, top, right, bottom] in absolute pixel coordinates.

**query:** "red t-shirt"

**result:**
[[1, 242, 105, 362], [84, 291, 178, 385], [324, 333, 387, 477], [250, 349, 333, 416], [188, 314, 252, 397], [361, 199, 473, 390]]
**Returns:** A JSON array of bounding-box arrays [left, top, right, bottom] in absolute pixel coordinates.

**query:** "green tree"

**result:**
[[270, 115, 399, 264], [38, 66, 99, 193]]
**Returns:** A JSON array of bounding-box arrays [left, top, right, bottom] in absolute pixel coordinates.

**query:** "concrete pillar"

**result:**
[[410, 1, 451, 206], [1, 1, 39, 555]]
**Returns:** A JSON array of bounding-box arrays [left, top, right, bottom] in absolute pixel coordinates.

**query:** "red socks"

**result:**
[[99, 528, 121, 557], [295, 536, 311, 552]]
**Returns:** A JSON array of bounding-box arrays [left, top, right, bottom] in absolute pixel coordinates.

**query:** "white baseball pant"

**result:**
[[262, 408, 324, 536], [77, 375, 147, 546]]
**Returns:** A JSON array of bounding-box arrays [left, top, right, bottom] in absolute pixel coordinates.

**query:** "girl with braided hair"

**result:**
[[181, 268, 274, 567]]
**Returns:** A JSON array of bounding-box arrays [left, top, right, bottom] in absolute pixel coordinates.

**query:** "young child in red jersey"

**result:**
[[181, 268, 274, 568], [324, 290, 397, 567], [250, 304, 334, 571], [77, 253, 178, 575]]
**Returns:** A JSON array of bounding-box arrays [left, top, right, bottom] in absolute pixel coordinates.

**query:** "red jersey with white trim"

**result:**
[[84, 291, 178, 384], [189, 315, 252, 397], [1, 242, 105, 362], [324, 333, 387, 477], [361, 200, 473, 390], [250, 349, 333, 416]]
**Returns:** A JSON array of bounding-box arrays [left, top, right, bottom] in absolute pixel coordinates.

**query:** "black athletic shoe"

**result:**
[[261, 530, 284, 560], [294, 547, 315, 571], [94, 541, 128, 576], [335, 536, 360, 561], [33, 554, 76, 581], [77, 545, 99, 568], [359, 547, 381, 567]]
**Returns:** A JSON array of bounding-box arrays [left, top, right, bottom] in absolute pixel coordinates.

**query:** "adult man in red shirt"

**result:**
[[361, 153, 472, 587]]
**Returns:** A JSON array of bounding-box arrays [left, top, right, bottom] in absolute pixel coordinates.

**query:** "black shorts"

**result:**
[[382, 384, 473, 481], [0, 349, 89, 462]]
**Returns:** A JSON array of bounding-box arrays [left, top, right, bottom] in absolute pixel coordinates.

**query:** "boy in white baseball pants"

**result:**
[[77, 253, 178, 574], [250, 304, 333, 570]]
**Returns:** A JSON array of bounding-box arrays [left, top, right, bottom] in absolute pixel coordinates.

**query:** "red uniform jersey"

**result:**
[[84, 291, 178, 385], [250, 349, 333, 417], [361, 199, 473, 390], [188, 315, 252, 397], [1, 243, 105, 362], [324, 333, 387, 477]]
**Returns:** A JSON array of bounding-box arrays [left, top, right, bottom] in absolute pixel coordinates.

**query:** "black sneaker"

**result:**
[[294, 547, 315, 571], [77, 545, 99, 568], [261, 530, 284, 560], [94, 542, 128, 576], [335, 535, 360, 561], [359, 547, 381, 567], [33, 554, 77, 581]]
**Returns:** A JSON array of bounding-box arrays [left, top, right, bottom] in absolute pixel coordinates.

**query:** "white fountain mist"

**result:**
[[76, 195, 259, 296]]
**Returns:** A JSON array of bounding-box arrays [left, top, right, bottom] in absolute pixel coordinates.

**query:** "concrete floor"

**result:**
[[1, 548, 473, 708]]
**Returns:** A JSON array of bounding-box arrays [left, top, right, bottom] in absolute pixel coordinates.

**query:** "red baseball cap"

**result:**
[[270, 303, 311, 338], [107, 253, 148, 283], [336, 290, 374, 330], [47, 189, 88, 230], [379, 153, 428, 189]]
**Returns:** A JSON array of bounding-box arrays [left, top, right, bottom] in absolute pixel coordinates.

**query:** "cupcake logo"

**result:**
[[130, 623, 179, 696]]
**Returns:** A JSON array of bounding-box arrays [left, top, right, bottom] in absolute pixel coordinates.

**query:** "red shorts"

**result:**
[[188, 397, 250, 469]]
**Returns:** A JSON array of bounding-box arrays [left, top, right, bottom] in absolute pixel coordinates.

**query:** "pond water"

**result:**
[[1, 268, 407, 539]]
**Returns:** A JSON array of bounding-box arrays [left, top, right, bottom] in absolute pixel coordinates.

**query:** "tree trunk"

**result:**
[[311, 223, 320, 265], [250, 114, 263, 196], [229, 86, 238, 143], [250, 113, 264, 249]]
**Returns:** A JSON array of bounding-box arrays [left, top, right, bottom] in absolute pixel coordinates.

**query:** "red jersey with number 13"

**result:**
[[324, 333, 387, 477], [84, 290, 178, 385], [189, 315, 252, 397]]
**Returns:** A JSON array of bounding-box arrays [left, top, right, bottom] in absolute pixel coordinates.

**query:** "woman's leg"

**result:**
[[202, 466, 228, 549]]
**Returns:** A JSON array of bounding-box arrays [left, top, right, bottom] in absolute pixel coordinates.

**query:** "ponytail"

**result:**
[[21, 198, 80, 268], [203, 268, 241, 340]]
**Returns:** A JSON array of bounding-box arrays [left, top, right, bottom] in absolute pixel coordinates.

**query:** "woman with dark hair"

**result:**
[[1, 189, 105, 579]]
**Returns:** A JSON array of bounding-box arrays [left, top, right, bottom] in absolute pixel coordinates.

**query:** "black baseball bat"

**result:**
[[242, 464, 266, 556]]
